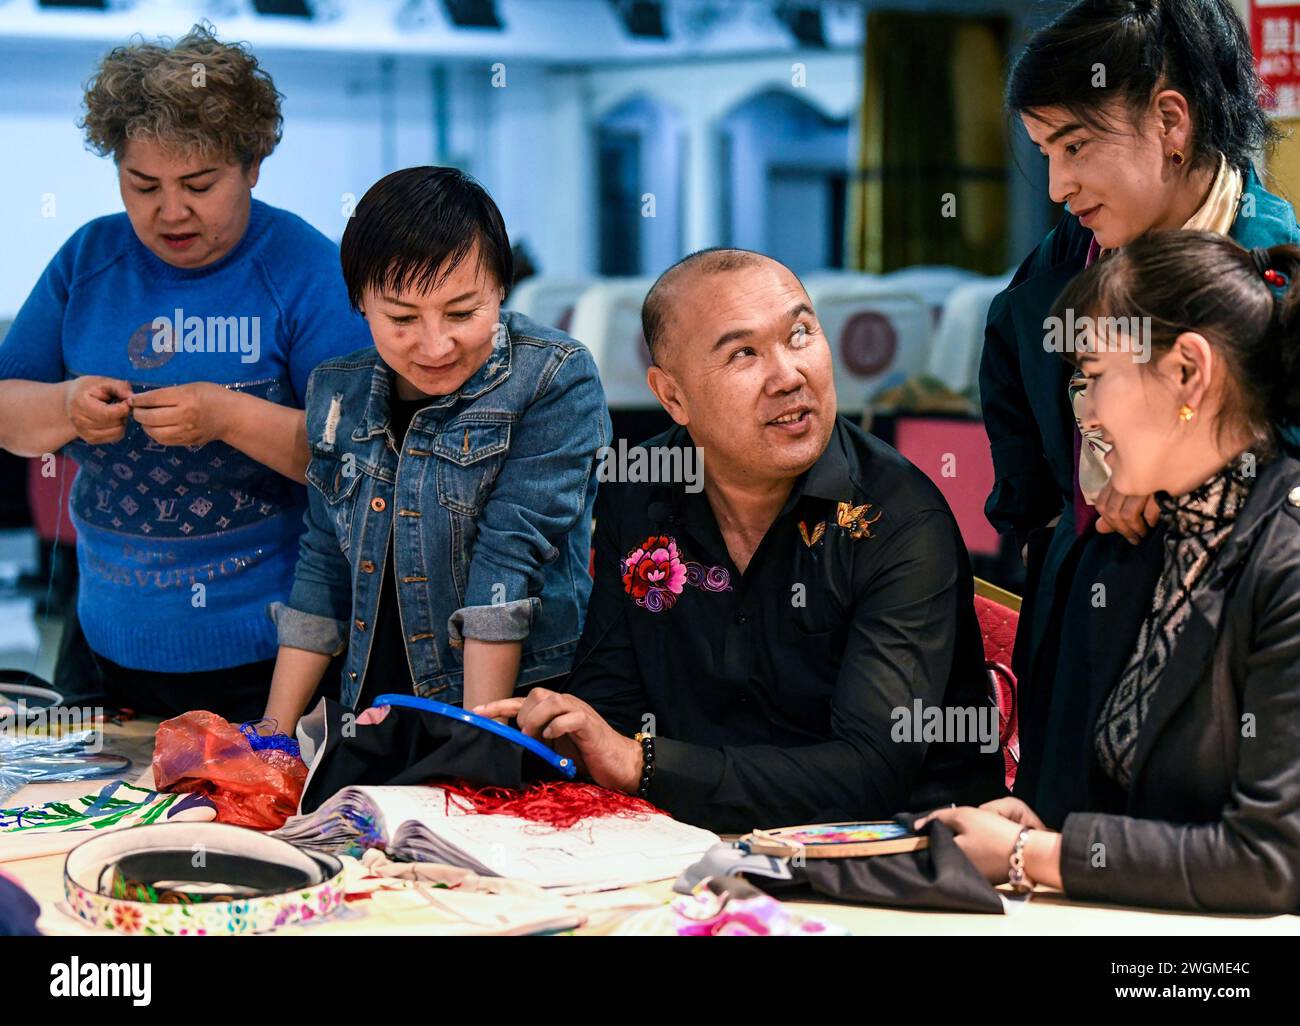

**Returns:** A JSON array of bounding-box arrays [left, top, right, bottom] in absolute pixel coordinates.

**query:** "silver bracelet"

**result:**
[[1008, 826, 1034, 893]]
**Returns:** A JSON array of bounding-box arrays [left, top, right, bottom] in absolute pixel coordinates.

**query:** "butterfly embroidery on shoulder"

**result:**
[[620, 534, 732, 613], [797, 520, 826, 548], [835, 501, 884, 540]]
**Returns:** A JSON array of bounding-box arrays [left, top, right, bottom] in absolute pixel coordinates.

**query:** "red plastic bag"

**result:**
[[152, 711, 306, 830]]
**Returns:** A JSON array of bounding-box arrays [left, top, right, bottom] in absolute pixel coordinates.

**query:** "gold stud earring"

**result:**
[[1170, 149, 1186, 167], [1178, 404, 1195, 423]]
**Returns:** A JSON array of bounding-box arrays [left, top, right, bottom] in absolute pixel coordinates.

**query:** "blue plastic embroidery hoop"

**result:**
[[369, 693, 577, 779]]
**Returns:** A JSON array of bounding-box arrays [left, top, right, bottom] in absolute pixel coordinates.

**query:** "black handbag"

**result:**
[[678, 812, 1006, 914]]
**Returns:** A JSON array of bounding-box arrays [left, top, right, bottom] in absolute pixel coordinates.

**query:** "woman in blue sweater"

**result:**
[[0, 25, 370, 720]]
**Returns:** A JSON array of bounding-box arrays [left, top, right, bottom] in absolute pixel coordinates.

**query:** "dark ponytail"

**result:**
[[1008, 0, 1280, 174], [1050, 231, 1300, 449], [1257, 245, 1300, 430]]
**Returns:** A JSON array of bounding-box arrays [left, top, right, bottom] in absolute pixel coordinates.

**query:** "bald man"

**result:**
[[479, 249, 1003, 832]]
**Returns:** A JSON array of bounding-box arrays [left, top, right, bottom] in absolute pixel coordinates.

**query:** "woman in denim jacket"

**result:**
[[264, 168, 610, 728]]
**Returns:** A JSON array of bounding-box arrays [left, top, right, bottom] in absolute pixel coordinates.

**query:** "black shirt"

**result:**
[[356, 395, 429, 711], [564, 417, 1004, 832]]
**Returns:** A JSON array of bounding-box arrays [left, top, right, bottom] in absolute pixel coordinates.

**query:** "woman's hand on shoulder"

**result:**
[[1093, 481, 1159, 544]]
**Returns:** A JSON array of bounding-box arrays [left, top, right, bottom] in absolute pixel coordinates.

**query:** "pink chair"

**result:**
[[973, 578, 1020, 791], [893, 416, 999, 558], [27, 456, 77, 546]]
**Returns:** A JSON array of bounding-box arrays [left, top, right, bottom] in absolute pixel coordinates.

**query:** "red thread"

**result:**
[[438, 780, 664, 829]]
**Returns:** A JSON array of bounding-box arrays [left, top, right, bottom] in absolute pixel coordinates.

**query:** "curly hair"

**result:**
[[79, 22, 283, 166]]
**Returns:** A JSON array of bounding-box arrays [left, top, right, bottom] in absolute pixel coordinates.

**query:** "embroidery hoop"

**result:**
[[739, 821, 928, 859], [64, 822, 345, 935], [0, 669, 63, 711], [370, 693, 577, 779]]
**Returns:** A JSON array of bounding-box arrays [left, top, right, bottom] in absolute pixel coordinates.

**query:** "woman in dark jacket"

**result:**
[[980, 0, 1300, 825], [922, 232, 1300, 914]]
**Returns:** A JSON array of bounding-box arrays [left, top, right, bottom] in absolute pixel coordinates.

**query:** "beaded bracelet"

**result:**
[[1008, 826, 1034, 893], [634, 731, 656, 797]]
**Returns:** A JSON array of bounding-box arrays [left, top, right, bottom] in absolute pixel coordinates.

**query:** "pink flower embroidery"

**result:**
[[620, 534, 731, 612]]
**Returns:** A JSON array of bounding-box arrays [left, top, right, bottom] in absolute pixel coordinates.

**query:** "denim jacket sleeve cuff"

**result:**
[[268, 601, 348, 656], [447, 597, 541, 646]]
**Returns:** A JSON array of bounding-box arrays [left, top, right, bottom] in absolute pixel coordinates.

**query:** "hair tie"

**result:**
[[1252, 247, 1289, 288]]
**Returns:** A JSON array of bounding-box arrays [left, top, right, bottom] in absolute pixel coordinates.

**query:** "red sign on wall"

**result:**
[[1253, 2, 1300, 116]]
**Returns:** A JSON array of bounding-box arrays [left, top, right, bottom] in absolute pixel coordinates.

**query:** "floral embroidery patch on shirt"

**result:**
[[621, 534, 732, 612]]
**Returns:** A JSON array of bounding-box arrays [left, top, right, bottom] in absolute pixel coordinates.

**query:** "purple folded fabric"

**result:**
[[0, 869, 40, 936]]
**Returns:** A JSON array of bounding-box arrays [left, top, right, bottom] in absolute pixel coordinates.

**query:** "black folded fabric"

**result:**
[[299, 698, 561, 815], [743, 813, 1006, 914], [111, 851, 315, 898]]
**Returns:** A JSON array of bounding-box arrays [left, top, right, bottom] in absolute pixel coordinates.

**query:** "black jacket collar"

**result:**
[[1090, 451, 1300, 793]]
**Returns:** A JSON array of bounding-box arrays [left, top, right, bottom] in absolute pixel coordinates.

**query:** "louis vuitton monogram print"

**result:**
[[65, 376, 298, 539]]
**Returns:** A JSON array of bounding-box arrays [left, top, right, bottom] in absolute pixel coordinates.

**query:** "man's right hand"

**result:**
[[65, 376, 132, 445], [476, 689, 645, 794]]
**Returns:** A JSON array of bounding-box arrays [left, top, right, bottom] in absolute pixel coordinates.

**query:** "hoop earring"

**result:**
[[1170, 149, 1186, 167], [1178, 404, 1195, 423]]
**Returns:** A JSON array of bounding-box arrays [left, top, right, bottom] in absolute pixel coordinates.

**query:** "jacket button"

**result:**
[[371, 497, 386, 512], [349, 671, 357, 681], [355, 619, 366, 632], [360, 560, 375, 573], [1289, 487, 1300, 508]]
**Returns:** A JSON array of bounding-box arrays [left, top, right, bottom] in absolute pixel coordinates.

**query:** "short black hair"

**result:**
[[340, 166, 513, 312], [1007, 0, 1279, 175], [641, 247, 770, 365]]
